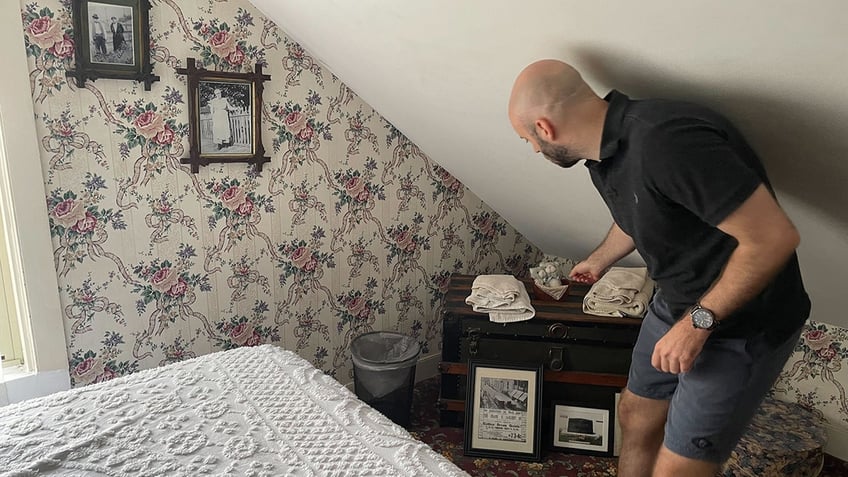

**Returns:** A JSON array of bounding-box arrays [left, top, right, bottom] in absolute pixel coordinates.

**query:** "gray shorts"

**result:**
[[627, 297, 802, 463]]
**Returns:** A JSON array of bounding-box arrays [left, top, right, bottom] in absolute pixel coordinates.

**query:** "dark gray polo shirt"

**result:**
[[587, 90, 809, 344]]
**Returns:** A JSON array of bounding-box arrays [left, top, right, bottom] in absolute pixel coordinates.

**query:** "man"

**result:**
[[110, 16, 125, 52], [91, 14, 107, 56], [508, 59, 809, 476]]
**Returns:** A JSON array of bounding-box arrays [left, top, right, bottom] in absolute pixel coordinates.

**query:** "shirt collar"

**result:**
[[598, 89, 631, 160]]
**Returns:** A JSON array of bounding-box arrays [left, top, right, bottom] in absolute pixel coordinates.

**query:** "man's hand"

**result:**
[[651, 318, 711, 374], [568, 260, 605, 284]]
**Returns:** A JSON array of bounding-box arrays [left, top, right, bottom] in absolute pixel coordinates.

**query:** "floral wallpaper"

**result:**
[[773, 321, 848, 440], [19, 0, 848, 447], [20, 0, 542, 385]]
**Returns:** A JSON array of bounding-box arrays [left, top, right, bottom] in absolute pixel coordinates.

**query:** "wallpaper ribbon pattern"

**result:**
[[20, 0, 541, 384]]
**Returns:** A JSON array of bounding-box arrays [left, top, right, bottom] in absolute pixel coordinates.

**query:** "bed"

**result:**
[[0, 345, 468, 476]]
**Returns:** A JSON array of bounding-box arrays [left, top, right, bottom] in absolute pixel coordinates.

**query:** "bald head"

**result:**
[[509, 59, 597, 127], [508, 59, 609, 165]]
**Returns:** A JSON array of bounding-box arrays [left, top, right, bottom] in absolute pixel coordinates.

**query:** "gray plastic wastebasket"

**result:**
[[350, 331, 421, 427]]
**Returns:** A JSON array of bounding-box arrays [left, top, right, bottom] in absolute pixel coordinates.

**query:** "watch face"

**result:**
[[691, 307, 715, 329]]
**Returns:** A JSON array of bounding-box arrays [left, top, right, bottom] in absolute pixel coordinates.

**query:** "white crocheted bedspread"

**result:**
[[0, 345, 468, 476]]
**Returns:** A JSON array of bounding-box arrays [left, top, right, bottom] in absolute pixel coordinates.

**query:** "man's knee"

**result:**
[[653, 445, 719, 477], [619, 390, 669, 434]]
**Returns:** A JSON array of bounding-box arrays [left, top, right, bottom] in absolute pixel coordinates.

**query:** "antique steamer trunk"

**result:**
[[439, 273, 644, 427]]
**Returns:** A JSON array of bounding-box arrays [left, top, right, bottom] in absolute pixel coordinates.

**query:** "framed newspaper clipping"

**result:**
[[463, 360, 542, 461]]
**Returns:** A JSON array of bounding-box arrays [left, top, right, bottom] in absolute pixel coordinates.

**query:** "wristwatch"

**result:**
[[690, 303, 719, 330]]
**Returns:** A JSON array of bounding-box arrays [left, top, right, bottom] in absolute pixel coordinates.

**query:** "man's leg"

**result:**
[[618, 390, 670, 477], [653, 446, 718, 477]]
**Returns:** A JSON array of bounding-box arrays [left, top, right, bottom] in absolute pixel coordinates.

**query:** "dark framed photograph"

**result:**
[[177, 58, 271, 172], [551, 400, 614, 456], [464, 360, 543, 462], [66, 0, 159, 90]]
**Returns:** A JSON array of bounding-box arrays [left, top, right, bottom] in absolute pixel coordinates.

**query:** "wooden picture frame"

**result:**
[[464, 360, 543, 462], [551, 400, 615, 457], [177, 58, 271, 173], [66, 0, 159, 90]]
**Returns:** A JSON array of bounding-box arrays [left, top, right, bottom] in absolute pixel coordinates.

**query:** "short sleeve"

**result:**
[[642, 119, 762, 227]]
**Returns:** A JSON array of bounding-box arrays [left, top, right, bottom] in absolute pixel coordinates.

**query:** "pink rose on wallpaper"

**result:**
[[209, 30, 236, 58], [95, 368, 117, 383], [290, 246, 312, 269], [303, 257, 318, 273], [220, 185, 247, 210], [49, 35, 74, 59], [356, 189, 370, 203], [395, 230, 413, 250], [478, 217, 495, 237], [227, 47, 245, 66], [150, 267, 179, 293], [72, 211, 98, 234], [134, 111, 166, 139], [804, 329, 832, 351], [72, 357, 104, 385], [296, 124, 314, 142], [245, 332, 262, 347], [344, 176, 366, 198], [57, 122, 74, 137], [230, 321, 255, 346], [26, 16, 64, 50], [153, 125, 175, 146], [52, 199, 87, 228], [235, 197, 254, 216], [284, 111, 307, 134], [347, 296, 367, 316], [818, 346, 838, 361], [166, 278, 188, 298], [405, 241, 417, 253], [437, 168, 461, 191]]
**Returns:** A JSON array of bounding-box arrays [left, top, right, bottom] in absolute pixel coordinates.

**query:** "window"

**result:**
[[0, 196, 23, 368]]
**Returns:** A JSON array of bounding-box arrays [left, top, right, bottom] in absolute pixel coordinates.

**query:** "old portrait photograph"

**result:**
[[198, 80, 253, 155], [87, 2, 134, 65]]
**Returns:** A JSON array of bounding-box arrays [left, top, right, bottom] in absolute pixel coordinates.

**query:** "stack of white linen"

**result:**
[[583, 267, 655, 318], [465, 274, 535, 323]]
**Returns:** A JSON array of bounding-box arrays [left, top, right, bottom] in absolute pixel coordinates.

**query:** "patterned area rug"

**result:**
[[408, 377, 848, 477]]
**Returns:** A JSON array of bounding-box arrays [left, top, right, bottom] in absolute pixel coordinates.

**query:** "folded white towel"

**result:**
[[583, 267, 655, 318], [465, 274, 535, 323]]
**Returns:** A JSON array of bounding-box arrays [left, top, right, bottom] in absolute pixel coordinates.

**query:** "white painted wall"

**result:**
[[251, 0, 848, 327]]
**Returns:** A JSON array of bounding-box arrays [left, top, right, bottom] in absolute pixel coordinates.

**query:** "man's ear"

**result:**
[[534, 118, 555, 141]]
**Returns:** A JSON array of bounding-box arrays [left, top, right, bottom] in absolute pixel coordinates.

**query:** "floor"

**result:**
[[407, 377, 848, 477]]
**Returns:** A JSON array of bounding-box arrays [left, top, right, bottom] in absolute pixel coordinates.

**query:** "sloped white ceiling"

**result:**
[[250, 0, 848, 323]]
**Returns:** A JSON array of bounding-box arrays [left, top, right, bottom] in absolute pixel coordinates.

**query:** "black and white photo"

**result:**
[[552, 402, 613, 456], [67, 0, 158, 90], [464, 361, 542, 461], [198, 80, 253, 155], [177, 58, 271, 172], [87, 2, 133, 65]]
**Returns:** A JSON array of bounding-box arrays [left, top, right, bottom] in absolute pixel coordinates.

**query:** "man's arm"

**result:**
[[652, 183, 800, 373], [696, 183, 799, 319], [569, 222, 636, 284]]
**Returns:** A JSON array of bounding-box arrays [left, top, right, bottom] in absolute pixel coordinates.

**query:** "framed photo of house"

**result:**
[[67, 0, 159, 90], [177, 58, 271, 172], [463, 360, 543, 462], [551, 401, 614, 456]]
